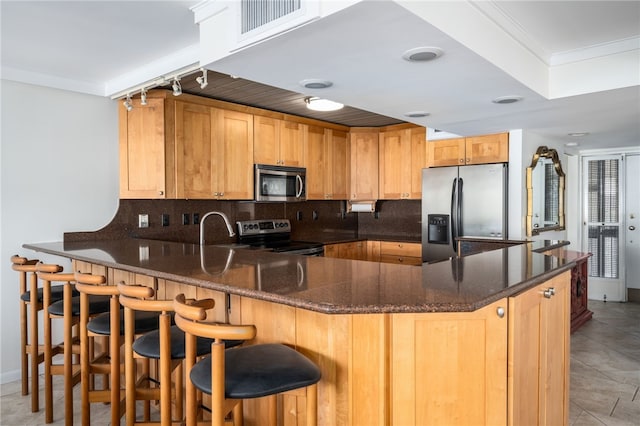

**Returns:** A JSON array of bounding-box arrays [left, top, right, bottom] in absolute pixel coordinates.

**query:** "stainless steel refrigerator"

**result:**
[[422, 163, 508, 262]]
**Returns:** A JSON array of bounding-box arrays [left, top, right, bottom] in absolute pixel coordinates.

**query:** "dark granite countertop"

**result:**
[[23, 239, 587, 314]]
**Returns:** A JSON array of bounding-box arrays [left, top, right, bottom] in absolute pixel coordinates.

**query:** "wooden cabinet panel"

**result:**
[[175, 101, 215, 199], [254, 117, 304, 167], [465, 133, 509, 164], [379, 126, 427, 199], [212, 109, 254, 199], [349, 130, 379, 200], [379, 241, 421, 257], [508, 271, 570, 426], [391, 299, 508, 426], [428, 137, 466, 167], [119, 96, 174, 199], [305, 127, 347, 200]]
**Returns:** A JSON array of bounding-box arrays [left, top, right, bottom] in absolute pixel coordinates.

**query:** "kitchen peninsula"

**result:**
[[24, 238, 586, 426]]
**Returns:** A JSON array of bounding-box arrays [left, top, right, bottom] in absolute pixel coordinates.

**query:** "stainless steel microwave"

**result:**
[[254, 164, 306, 202]]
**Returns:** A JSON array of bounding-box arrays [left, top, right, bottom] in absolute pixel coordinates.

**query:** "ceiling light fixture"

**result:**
[[565, 142, 579, 147], [492, 95, 523, 104], [404, 111, 430, 118], [196, 68, 208, 89], [123, 94, 133, 112], [305, 97, 344, 112], [568, 132, 589, 137], [402, 47, 443, 62], [140, 88, 148, 106], [299, 79, 333, 89], [172, 78, 182, 96]]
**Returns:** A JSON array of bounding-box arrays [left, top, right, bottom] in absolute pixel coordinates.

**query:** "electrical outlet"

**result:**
[[161, 214, 170, 227], [193, 213, 200, 225], [138, 214, 149, 228], [182, 213, 190, 225]]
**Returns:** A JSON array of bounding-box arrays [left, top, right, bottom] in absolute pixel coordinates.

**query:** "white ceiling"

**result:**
[[2, 0, 639, 152]]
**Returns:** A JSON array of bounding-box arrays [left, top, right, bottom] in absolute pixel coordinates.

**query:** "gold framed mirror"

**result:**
[[526, 146, 565, 236]]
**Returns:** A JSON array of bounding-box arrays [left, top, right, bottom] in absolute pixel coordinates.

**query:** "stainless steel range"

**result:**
[[236, 219, 324, 256]]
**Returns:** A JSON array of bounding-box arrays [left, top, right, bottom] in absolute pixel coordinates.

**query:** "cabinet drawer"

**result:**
[[379, 255, 422, 265], [379, 241, 421, 257]]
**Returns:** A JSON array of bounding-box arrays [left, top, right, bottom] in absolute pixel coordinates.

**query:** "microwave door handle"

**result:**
[[295, 175, 304, 198]]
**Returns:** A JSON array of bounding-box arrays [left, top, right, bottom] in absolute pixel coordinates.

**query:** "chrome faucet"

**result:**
[[199, 211, 236, 245]]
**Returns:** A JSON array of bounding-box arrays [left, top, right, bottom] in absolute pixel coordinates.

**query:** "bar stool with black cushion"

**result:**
[[37, 265, 111, 425], [11, 255, 68, 413], [173, 294, 322, 426], [118, 282, 245, 426]]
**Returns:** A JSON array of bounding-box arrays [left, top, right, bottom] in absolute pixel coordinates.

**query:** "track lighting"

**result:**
[[140, 89, 147, 106], [123, 94, 133, 111], [172, 78, 182, 96], [196, 68, 208, 89]]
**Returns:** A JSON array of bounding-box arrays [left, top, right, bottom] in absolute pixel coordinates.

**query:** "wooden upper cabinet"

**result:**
[[349, 130, 379, 200], [119, 96, 175, 199], [379, 126, 427, 199], [305, 126, 348, 200], [428, 133, 509, 167], [175, 103, 254, 200], [254, 116, 304, 167]]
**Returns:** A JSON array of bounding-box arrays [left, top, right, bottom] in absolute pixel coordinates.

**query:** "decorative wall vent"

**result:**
[[240, 0, 302, 34]]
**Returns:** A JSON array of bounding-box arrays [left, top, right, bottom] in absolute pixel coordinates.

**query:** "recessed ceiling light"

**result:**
[[402, 47, 443, 62], [299, 79, 333, 89], [492, 95, 523, 104], [565, 142, 579, 147], [404, 111, 430, 118], [568, 132, 589, 137], [304, 97, 344, 112]]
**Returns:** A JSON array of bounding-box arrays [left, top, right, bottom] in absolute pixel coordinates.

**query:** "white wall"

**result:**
[[0, 80, 119, 383]]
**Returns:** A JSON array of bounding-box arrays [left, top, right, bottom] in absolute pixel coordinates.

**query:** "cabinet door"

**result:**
[[508, 271, 570, 426], [279, 120, 305, 166], [119, 97, 172, 199], [175, 101, 216, 199], [253, 116, 280, 166], [408, 127, 428, 198], [427, 137, 465, 167], [378, 130, 407, 199], [213, 109, 254, 199], [465, 133, 508, 164], [391, 299, 508, 426], [349, 131, 379, 200], [305, 125, 327, 200], [327, 129, 348, 200]]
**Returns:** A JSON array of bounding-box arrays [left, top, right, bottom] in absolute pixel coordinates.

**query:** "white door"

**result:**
[[582, 155, 625, 301], [625, 155, 640, 299]]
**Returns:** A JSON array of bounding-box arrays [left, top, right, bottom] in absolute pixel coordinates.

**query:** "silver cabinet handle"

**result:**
[[496, 307, 505, 318], [543, 287, 556, 298], [630, 225, 636, 231]]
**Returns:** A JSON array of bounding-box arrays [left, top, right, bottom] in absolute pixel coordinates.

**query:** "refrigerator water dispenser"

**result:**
[[428, 214, 449, 244]]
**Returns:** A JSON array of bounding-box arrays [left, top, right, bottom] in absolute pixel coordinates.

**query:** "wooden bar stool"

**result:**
[[11, 255, 66, 412], [37, 264, 111, 425], [173, 294, 321, 426], [118, 282, 244, 426]]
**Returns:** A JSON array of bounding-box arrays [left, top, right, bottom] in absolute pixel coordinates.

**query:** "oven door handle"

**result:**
[[295, 175, 304, 198]]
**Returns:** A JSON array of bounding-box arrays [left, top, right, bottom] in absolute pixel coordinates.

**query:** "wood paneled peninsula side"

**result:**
[[24, 239, 587, 426]]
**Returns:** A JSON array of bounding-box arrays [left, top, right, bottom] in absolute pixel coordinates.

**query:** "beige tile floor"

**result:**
[[1, 300, 639, 425]]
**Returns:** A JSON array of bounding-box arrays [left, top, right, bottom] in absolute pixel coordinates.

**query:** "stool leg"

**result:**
[[267, 395, 277, 426], [80, 294, 90, 426], [44, 292, 53, 423], [232, 401, 243, 426], [30, 272, 39, 413], [109, 296, 121, 426], [159, 314, 171, 426], [21, 300, 28, 396], [63, 285, 73, 426], [306, 384, 317, 426]]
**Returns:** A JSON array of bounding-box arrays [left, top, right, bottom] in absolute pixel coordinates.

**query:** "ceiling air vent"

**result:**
[[241, 0, 302, 34]]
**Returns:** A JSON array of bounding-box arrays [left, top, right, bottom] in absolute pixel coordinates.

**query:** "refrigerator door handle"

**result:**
[[458, 178, 464, 237], [451, 178, 457, 252]]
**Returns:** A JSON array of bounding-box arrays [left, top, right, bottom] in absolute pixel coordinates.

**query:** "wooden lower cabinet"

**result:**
[[391, 299, 508, 426], [508, 271, 571, 426], [78, 262, 570, 426]]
